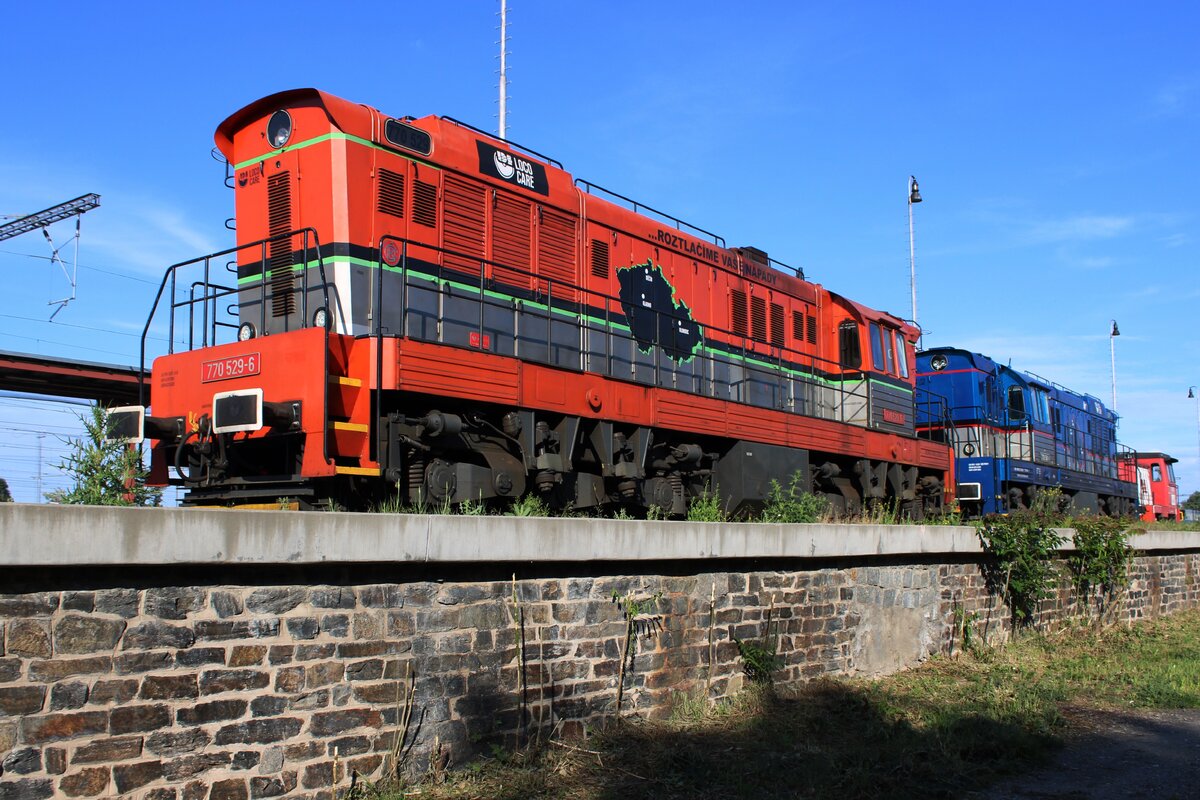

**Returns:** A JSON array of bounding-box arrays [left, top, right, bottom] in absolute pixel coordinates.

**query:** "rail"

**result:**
[[139, 230, 927, 473], [137, 229, 332, 463], [374, 235, 881, 435], [934, 402, 1129, 485], [440, 117, 563, 169], [574, 179, 727, 248]]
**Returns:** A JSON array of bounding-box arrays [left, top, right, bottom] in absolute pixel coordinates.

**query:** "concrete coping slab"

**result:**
[[1, 503, 1197, 567]]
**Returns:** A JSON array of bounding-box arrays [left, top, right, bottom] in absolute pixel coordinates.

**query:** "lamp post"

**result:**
[[1189, 387, 1200, 502], [1109, 320, 1120, 412], [908, 176, 922, 337]]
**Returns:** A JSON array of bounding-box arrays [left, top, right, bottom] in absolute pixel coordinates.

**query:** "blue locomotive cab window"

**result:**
[[1033, 388, 1050, 423], [839, 321, 861, 369], [1007, 386, 1027, 420], [385, 119, 433, 156], [869, 323, 885, 370]]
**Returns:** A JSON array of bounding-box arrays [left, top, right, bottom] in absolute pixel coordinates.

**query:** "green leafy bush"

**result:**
[[977, 512, 1065, 627], [1066, 515, 1134, 620], [760, 473, 828, 523], [48, 406, 160, 507]]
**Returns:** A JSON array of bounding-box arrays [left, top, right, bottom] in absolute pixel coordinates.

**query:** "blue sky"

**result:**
[[1, 2, 1197, 503]]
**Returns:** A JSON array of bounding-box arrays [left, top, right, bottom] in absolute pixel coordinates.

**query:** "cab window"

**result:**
[[895, 333, 909, 378], [869, 323, 885, 370], [1152, 464, 1163, 482], [883, 329, 896, 374], [838, 321, 861, 369], [1033, 388, 1050, 424], [1007, 386, 1026, 420]]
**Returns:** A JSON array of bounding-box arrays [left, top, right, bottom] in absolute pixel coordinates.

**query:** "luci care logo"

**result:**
[[493, 150, 535, 188], [493, 151, 516, 179], [477, 141, 549, 195]]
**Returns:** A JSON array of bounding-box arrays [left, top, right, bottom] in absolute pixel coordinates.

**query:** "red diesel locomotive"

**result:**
[[121, 88, 952, 516], [1119, 452, 1182, 522]]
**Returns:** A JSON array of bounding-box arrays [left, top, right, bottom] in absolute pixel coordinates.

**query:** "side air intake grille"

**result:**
[[770, 302, 785, 348], [590, 238, 610, 280], [377, 169, 405, 218], [806, 313, 817, 345], [731, 290, 748, 338], [751, 295, 767, 343], [267, 172, 295, 318], [443, 175, 486, 273], [413, 180, 438, 228]]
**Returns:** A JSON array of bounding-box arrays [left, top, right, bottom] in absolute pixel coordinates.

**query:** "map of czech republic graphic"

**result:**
[[616, 260, 703, 363]]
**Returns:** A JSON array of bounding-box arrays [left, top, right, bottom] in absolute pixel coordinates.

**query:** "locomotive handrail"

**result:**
[[210, 146, 234, 190], [374, 235, 886, 438], [138, 228, 329, 408], [186, 280, 238, 350], [935, 398, 1129, 487], [440, 116, 564, 168], [574, 179, 727, 248]]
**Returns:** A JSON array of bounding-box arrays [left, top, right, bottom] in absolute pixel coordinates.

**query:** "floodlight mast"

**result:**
[[0, 193, 100, 319]]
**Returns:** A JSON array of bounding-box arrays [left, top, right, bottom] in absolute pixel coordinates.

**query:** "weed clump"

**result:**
[[760, 472, 828, 523]]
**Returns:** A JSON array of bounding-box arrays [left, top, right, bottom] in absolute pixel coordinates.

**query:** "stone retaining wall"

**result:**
[[0, 507, 1198, 799]]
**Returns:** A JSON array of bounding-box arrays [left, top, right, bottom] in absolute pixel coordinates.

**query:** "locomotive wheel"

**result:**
[[425, 459, 457, 502]]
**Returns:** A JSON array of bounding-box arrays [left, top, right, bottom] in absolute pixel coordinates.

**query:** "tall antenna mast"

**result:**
[[498, 0, 509, 139]]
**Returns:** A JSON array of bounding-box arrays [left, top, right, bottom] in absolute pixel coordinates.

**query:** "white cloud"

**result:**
[[1152, 79, 1197, 118], [84, 200, 224, 275], [1021, 215, 1134, 245]]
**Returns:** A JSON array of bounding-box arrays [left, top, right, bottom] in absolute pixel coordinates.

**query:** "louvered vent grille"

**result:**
[[491, 192, 531, 289], [751, 296, 767, 342], [770, 302, 785, 348], [377, 169, 405, 218], [444, 176, 487, 273], [413, 180, 438, 228], [731, 290, 748, 338], [267, 172, 295, 318], [537, 207, 577, 299], [590, 238, 610, 280], [806, 313, 817, 345], [793, 309, 804, 342]]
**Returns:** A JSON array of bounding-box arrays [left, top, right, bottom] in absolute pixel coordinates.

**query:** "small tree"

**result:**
[[47, 405, 161, 507], [0, 478, 12, 502], [1183, 491, 1200, 512]]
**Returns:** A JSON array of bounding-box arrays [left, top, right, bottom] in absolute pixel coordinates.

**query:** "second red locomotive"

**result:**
[[121, 88, 952, 517]]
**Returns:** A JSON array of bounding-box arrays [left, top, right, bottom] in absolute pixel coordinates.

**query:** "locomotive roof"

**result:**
[[1133, 452, 1178, 463], [830, 291, 917, 340], [215, 88, 912, 327], [215, 88, 367, 158], [919, 346, 1113, 418]]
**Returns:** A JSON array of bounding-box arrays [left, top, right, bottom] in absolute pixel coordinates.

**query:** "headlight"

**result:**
[[312, 306, 329, 330], [238, 322, 256, 342], [267, 110, 292, 149]]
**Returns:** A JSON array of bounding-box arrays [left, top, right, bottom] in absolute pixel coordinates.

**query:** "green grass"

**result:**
[[350, 610, 1200, 800], [1146, 518, 1200, 532]]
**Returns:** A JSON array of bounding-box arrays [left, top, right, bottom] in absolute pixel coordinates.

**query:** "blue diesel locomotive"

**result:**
[[915, 347, 1137, 516]]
